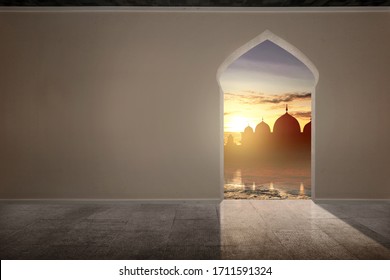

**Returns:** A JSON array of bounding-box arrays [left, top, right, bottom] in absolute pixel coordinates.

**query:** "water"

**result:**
[[224, 165, 311, 199]]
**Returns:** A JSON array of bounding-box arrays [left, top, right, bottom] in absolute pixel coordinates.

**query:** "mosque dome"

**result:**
[[255, 119, 271, 135], [273, 105, 301, 135], [244, 125, 254, 134], [303, 121, 311, 136]]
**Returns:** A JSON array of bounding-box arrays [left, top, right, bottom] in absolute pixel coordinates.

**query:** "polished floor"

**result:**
[[0, 200, 389, 259]]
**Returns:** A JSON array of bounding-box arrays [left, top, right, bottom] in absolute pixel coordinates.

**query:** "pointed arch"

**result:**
[[217, 30, 319, 200], [216, 30, 319, 86]]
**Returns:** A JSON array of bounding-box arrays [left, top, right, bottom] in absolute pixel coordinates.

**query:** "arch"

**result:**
[[216, 29, 319, 86], [216, 30, 319, 200]]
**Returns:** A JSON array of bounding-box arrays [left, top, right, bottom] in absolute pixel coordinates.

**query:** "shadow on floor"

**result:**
[[315, 201, 390, 252], [0, 202, 221, 260]]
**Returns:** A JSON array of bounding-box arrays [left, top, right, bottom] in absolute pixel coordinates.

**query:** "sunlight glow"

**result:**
[[226, 115, 249, 132]]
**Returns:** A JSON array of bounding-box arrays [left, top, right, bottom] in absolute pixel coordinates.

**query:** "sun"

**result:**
[[225, 115, 248, 132]]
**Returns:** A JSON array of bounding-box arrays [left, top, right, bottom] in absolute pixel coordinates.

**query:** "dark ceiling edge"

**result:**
[[1, 0, 390, 7], [0, 6, 389, 12]]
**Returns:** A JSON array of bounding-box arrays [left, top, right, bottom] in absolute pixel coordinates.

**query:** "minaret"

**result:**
[[226, 134, 235, 147], [286, 104, 288, 113]]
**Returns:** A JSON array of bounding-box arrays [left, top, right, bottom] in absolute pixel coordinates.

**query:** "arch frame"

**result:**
[[216, 29, 319, 201]]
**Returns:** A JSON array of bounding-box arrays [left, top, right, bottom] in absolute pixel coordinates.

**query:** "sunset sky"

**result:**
[[220, 40, 315, 144]]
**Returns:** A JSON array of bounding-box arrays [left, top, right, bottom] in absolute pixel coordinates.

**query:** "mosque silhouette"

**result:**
[[225, 105, 311, 165]]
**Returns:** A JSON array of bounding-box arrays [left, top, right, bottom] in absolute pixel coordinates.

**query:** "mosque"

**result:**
[[225, 105, 311, 163]]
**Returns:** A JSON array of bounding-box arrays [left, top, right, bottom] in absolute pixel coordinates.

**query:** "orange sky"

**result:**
[[220, 40, 315, 145]]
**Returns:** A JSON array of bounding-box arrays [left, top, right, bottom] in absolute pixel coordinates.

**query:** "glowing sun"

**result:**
[[226, 116, 248, 132]]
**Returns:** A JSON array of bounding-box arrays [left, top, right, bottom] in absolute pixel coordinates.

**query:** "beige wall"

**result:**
[[0, 10, 389, 199]]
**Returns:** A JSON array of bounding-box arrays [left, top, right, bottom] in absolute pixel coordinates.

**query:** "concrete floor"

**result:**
[[0, 200, 389, 259]]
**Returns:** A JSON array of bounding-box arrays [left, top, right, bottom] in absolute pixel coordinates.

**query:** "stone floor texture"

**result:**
[[0, 200, 389, 259]]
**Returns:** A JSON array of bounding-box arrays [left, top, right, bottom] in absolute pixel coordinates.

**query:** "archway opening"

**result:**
[[217, 31, 318, 200]]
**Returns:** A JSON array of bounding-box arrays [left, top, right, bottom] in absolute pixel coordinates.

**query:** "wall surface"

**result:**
[[0, 10, 389, 199]]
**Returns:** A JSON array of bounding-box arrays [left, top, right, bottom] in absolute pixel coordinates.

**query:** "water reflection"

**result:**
[[299, 182, 305, 196], [224, 165, 311, 199]]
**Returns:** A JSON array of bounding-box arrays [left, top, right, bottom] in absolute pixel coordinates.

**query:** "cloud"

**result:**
[[292, 111, 312, 119], [224, 92, 311, 105], [242, 90, 266, 95]]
